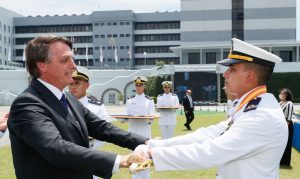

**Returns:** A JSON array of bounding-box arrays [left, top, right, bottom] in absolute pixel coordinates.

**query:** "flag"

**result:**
[[22, 44, 26, 62], [85, 44, 88, 64], [8, 46, 11, 61], [100, 45, 104, 63], [128, 46, 131, 59], [114, 46, 118, 63]]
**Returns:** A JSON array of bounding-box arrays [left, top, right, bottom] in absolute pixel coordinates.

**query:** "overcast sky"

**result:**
[[0, 0, 180, 16]]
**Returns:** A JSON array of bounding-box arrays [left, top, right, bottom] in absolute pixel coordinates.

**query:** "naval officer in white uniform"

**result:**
[[69, 66, 111, 179], [157, 81, 179, 139], [69, 66, 109, 122], [143, 38, 288, 179], [126, 76, 154, 179]]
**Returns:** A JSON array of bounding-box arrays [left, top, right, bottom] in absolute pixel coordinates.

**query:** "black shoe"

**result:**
[[184, 124, 192, 130]]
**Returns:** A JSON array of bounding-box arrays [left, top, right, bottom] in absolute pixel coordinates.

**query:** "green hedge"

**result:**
[[268, 72, 300, 103]]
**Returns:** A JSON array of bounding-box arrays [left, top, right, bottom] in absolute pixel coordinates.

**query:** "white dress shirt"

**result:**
[[157, 93, 179, 126], [126, 93, 155, 138]]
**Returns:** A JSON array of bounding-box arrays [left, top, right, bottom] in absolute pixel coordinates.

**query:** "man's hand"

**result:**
[[119, 152, 146, 168], [0, 113, 9, 131]]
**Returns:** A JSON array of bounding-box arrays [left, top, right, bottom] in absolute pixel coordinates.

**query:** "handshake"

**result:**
[[119, 144, 152, 174]]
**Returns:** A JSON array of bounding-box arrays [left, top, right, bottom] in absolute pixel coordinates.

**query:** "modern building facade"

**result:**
[[0, 7, 22, 67], [11, 10, 180, 69], [174, 0, 300, 64], [3, 0, 300, 68]]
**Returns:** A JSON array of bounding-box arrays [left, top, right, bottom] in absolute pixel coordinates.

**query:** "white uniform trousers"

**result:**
[[160, 125, 175, 139]]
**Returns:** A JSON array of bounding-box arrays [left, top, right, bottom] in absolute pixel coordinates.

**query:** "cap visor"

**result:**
[[217, 58, 244, 66]]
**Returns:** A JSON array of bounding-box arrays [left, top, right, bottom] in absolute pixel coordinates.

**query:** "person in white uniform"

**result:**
[[69, 66, 109, 123], [69, 66, 110, 147], [140, 38, 288, 179], [126, 76, 154, 179], [69, 66, 111, 179], [156, 81, 179, 139], [0, 113, 8, 139]]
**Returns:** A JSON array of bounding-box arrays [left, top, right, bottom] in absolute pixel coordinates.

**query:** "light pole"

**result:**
[[170, 62, 175, 93], [143, 51, 147, 68]]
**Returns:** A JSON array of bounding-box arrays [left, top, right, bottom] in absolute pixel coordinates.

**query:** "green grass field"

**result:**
[[1, 111, 299, 179]]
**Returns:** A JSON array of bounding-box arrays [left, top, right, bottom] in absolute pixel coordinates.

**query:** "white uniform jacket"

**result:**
[[126, 93, 155, 138], [157, 93, 179, 126], [149, 92, 288, 179], [79, 96, 109, 121], [0, 130, 5, 139]]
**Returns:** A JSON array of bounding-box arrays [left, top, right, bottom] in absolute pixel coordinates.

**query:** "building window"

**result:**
[[120, 22, 124, 25], [135, 21, 180, 30], [279, 51, 293, 62], [113, 34, 118, 38], [100, 22, 105, 26], [94, 23, 99, 26], [120, 34, 125, 37], [206, 52, 216, 64], [126, 34, 130, 37], [113, 22, 117, 26], [107, 22, 112, 26], [232, 0, 244, 40], [188, 53, 200, 64], [135, 34, 180, 42], [95, 47, 99, 50], [107, 34, 112, 38], [95, 35, 99, 38], [125, 22, 130, 25], [108, 93, 116, 104], [100, 35, 105, 38]]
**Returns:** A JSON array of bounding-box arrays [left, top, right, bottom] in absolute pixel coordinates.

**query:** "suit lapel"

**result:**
[[66, 92, 89, 144], [31, 79, 87, 144]]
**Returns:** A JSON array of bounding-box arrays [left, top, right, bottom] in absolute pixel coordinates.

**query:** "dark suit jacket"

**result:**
[[8, 78, 147, 179], [182, 95, 194, 111]]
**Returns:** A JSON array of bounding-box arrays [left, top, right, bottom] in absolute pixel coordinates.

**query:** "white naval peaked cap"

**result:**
[[132, 76, 148, 84], [72, 66, 91, 81], [217, 38, 282, 68], [162, 81, 172, 86]]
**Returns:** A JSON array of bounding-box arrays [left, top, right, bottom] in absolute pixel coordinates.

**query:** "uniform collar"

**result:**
[[37, 78, 64, 100], [164, 93, 172, 96], [136, 93, 145, 98], [235, 86, 266, 111], [79, 95, 89, 107]]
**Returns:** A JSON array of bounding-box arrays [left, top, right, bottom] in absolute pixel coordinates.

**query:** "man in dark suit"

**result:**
[[182, 89, 194, 130], [8, 35, 147, 179]]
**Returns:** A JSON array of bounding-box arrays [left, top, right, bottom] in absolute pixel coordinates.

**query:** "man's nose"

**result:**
[[223, 69, 229, 78]]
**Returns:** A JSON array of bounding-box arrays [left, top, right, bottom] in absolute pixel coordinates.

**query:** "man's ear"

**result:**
[[36, 62, 47, 73], [245, 69, 255, 84]]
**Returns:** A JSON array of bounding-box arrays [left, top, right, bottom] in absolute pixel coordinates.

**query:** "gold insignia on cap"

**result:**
[[136, 77, 142, 83]]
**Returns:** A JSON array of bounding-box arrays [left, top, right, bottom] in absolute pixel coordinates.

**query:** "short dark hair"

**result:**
[[26, 35, 72, 78], [279, 88, 293, 101], [243, 62, 273, 85]]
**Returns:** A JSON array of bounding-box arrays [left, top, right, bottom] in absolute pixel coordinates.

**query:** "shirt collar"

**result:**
[[37, 78, 64, 100], [136, 93, 145, 97]]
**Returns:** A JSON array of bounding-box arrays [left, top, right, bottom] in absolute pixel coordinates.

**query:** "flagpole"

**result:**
[[86, 44, 89, 68], [128, 46, 131, 70]]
